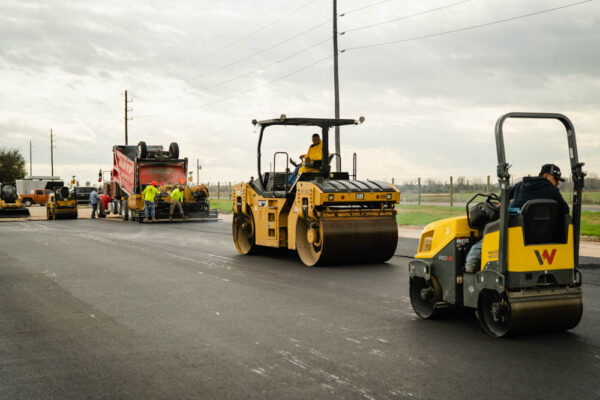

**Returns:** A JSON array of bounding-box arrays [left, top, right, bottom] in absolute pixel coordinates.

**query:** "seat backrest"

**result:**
[[272, 173, 287, 191], [521, 199, 564, 245]]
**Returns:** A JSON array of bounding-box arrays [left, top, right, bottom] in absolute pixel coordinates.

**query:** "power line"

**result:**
[[341, 0, 594, 52], [339, 0, 398, 17], [162, 37, 331, 102], [146, 18, 331, 103], [178, 0, 319, 70], [138, 54, 333, 115], [340, 0, 471, 35]]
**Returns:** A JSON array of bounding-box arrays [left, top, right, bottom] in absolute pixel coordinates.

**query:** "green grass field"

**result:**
[[400, 191, 600, 205], [211, 198, 599, 237], [396, 204, 600, 237], [210, 199, 233, 214]]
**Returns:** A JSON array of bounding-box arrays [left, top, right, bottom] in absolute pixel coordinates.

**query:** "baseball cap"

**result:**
[[539, 164, 565, 182]]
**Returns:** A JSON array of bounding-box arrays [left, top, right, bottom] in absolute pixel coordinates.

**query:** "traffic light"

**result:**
[[98, 170, 102, 182]]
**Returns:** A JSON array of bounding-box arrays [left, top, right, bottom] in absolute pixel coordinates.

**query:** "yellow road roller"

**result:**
[[46, 187, 78, 220], [0, 183, 30, 217], [409, 112, 584, 337], [232, 116, 400, 266]]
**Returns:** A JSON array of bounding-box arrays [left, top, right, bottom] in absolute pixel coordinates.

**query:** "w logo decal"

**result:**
[[534, 249, 557, 265]]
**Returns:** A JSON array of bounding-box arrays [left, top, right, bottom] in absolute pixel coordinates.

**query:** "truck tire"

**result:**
[[137, 141, 147, 159], [23, 198, 33, 207], [122, 200, 129, 221], [169, 142, 179, 159]]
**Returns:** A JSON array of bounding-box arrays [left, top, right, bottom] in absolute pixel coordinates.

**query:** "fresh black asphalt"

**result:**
[[1, 219, 599, 399]]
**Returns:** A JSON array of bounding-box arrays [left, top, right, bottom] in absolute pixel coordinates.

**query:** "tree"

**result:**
[[0, 148, 26, 182]]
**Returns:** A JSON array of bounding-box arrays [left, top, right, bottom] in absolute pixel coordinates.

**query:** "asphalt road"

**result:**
[[1, 219, 599, 400]]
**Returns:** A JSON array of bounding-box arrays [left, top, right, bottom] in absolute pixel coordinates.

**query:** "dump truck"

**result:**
[[46, 187, 78, 220], [232, 116, 400, 266], [409, 112, 584, 337], [0, 183, 30, 217], [111, 141, 216, 222]]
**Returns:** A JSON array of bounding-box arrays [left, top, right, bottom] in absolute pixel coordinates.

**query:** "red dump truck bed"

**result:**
[[110, 142, 217, 222], [112, 145, 187, 196]]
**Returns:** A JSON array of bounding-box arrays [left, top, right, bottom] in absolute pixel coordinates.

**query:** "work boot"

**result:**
[[169, 216, 173, 222], [143, 217, 149, 223], [152, 217, 158, 222]]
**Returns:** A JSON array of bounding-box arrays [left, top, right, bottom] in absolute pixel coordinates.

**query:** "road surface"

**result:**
[[1, 219, 599, 399]]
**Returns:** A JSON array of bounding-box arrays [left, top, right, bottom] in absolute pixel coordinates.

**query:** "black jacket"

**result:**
[[509, 176, 569, 214]]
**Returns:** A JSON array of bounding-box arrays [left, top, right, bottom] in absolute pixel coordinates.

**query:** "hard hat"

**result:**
[[179, 178, 186, 185], [152, 181, 158, 186]]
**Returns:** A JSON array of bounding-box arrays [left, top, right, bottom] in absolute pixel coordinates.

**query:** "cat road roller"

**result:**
[[0, 183, 30, 217], [46, 187, 78, 220], [232, 116, 400, 266], [409, 112, 585, 337]]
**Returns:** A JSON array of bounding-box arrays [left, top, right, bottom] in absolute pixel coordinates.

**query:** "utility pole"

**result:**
[[124, 90, 133, 145], [29, 140, 32, 176], [196, 158, 201, 183], [333, 0, 341, 172], [50, 129, 54, 176]]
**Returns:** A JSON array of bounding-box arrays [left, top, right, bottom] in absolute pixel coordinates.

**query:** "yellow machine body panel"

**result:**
[[481, 225, 574, 272], [415, 216, 478, 259], [46, 195, 78, 220], [232, 178, 399, 265]]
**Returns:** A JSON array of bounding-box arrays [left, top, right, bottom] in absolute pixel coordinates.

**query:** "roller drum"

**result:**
[[296, 216, 398, 266], [478, 288, 583, 337]]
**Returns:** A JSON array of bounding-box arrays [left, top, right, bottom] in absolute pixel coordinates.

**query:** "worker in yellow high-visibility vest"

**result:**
[[142, 181, 161, 222], [286, 133, 322, 186], [169, 185, 186, 221]]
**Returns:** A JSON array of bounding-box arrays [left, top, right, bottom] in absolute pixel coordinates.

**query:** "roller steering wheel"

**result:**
[[466, 192, 501, 229]]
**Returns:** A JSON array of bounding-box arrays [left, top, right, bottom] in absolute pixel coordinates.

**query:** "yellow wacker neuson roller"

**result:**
[[232, 116, 400, 266], [409, 112, 585, 337]]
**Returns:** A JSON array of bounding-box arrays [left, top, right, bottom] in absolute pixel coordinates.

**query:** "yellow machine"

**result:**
[[232, 116, 400, 266], [46, 187, 78, 220], [0, 183, 30, 217], [409, 112, 584, 337]]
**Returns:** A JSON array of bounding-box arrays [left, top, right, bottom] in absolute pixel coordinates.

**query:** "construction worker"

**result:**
[[286, 133, 322, 186], [89, 187, 99, 219], [142, 181, 161, 222], [169, 185, 186, 221], [465, 163, 569, 272]]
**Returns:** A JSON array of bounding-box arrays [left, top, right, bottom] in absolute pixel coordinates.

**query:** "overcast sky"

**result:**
[[1, 0, 599, 186]]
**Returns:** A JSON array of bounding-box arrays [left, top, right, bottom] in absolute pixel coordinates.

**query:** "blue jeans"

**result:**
[[286, 165, 301, 186], [91, 203, 97, 219], [465, 240, 482, 271], [144, 201, 155, 218]]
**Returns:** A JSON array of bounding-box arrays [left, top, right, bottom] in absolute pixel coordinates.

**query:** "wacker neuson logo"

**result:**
[[534, 249, 557, 265]]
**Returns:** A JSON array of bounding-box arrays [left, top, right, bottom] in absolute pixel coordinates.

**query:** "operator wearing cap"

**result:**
[[142, 181, 161, 222], [465, 163, 570, 273], [508, 163, 569, 214]]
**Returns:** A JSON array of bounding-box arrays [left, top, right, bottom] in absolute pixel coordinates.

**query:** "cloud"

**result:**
[[1, 0, 599, 185]]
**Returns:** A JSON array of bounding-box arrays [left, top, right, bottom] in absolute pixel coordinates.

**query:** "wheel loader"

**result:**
[[46, 187, 78, 220], [0, 183, 30, 217], [232, 116, 400, 266], [409, 112, 584, 337]]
